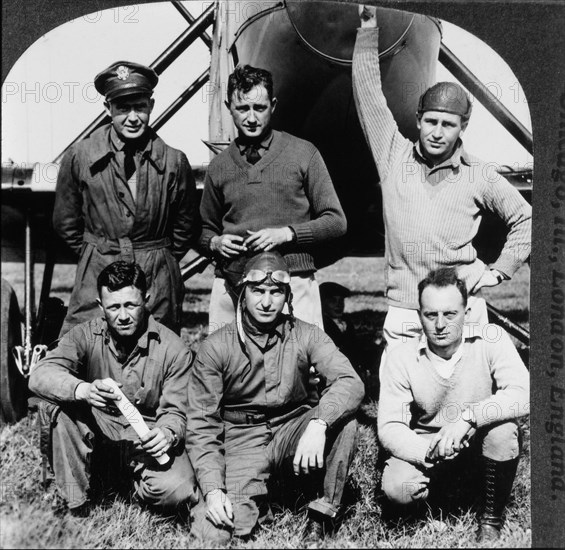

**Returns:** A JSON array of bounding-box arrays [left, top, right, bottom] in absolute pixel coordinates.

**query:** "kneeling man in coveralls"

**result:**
[[186, 251, 364, 545], [29, 261, 198, 517]]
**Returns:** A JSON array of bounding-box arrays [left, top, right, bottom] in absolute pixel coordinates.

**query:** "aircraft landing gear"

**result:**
[[0, 278, 28, 425]]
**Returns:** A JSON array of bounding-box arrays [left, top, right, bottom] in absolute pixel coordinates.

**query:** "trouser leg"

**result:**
[[190, 423, 271, 545], [381, 455, 431, 506], [269, 408, 358, 520], [132, 445, 199, 513], [49, 403, 96, 509]]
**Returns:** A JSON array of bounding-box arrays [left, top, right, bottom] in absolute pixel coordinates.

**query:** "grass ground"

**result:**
[[0, 258, 531, 548]]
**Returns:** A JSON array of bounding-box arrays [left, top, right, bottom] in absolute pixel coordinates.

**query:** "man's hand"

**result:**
[[137, 427, 174, 459], [205, 489, 235, 529], [244, 227, 293, 251], [427, 419, 475, 462], [210, 234, 247, 258], [75, 379, 121, 411], [472, 269, 504, 293], [359, 4, 377, 27], [293, 419, 327, 475]]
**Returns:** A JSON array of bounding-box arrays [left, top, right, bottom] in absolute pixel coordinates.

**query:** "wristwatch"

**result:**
[[461, 408, 477, 428]]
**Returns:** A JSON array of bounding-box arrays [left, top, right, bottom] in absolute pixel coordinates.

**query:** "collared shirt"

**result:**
[[185, 316, 364, 492], [109, 126, 140, 201], [29, 315, 193, 441], [235, 130, 274, 161]]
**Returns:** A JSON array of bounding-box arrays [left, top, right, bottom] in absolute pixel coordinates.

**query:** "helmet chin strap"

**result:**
[[236, 289, 247, 354]]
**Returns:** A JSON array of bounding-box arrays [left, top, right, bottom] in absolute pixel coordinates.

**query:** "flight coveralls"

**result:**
[[29, 315, 198, 511], [53, 124, 200, 335], [186, 315, 364, 544]]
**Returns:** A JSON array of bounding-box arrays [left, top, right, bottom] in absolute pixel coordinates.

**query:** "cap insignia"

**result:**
[[116, 66, 130, 81]]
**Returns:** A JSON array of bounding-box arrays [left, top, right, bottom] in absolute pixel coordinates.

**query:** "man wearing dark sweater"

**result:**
[[199, 65, 347, 331]]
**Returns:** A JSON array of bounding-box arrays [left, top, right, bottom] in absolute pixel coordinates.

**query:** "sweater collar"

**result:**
[[228, 129, 287, 170], [235, 129, 274, 154]]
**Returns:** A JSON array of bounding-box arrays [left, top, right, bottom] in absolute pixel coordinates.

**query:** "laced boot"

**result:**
[[476, 456, 519, 543]]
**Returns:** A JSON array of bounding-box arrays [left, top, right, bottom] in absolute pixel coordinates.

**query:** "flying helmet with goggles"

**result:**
[[236, 252, 293, 349], [238, 251, 291, 288]]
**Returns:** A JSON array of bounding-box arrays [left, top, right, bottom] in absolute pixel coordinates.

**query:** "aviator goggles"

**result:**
[[241, 269, 291, 286]]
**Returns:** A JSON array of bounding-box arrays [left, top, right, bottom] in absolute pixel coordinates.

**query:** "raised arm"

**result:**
[[352, 7, 409, 182]]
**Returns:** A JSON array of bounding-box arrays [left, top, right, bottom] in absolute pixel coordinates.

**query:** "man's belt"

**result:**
[[221, 404, 311, 427], [83, 232, 171, 261]]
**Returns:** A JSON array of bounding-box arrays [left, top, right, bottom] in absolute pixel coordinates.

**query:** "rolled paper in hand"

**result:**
[[102, 378, 169, 465]]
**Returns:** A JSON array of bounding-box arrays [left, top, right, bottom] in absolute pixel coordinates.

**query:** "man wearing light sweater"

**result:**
[[200, 64, 347, 331], [353, 7, 531, 349], [378, 267, 529, 542]]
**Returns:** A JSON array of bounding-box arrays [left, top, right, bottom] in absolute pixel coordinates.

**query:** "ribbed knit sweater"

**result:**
[[199, 130, 347, 275], [353, 28, 532, 309], [378, 326, 530, 467]]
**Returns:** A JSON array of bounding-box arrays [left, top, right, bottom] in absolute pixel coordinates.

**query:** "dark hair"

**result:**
[[227, 64, 274, 104], [417, 267, 467, 307], [97, 261, 147, 296]]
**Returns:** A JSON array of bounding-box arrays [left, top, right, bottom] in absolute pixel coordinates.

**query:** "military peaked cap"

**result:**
[[94, 61, 158, 101]]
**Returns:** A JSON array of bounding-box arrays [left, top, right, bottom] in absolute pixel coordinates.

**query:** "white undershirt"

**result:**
[[427, 342, 464, 379]]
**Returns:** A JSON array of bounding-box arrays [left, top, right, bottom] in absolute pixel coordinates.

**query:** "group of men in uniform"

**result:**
[[30, 5, 531, 546]]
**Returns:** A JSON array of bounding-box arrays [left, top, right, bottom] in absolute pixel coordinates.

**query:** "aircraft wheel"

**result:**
[[0, 278, 28, 425]]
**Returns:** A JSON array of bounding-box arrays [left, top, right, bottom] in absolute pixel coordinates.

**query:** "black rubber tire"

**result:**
[[1, 278, 28, 425]]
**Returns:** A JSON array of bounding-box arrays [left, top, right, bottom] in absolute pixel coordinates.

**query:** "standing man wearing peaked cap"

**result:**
[[54, 61, 200, 336], [352, 7, 531, 352]]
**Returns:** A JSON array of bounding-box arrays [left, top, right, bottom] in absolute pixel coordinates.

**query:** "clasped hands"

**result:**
[[210, 227, 293, 258], [426, 419, 476, 464], [74, 379, 174, 459]]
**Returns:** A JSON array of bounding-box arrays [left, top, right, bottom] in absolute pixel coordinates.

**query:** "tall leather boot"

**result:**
[[477, 456, 519, 543]]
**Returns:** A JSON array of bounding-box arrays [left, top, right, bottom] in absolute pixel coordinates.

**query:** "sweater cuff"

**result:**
[[289, 223, 313, 246], [198, 234, 215, 255], [491, 253, 524, 279]]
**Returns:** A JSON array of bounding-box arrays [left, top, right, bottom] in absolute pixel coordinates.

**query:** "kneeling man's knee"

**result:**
[[381, 462, 430, 506], [482, 421, 520, 461]]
